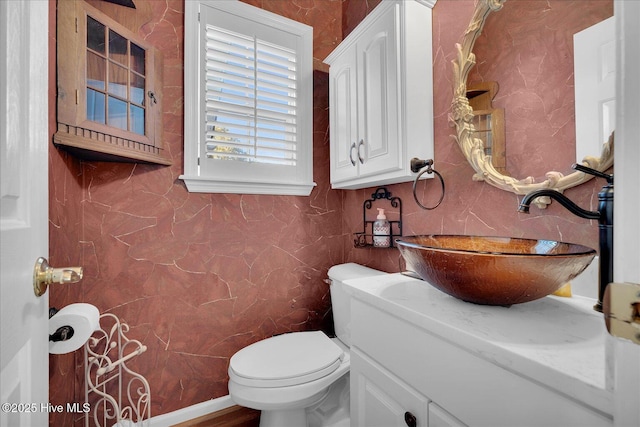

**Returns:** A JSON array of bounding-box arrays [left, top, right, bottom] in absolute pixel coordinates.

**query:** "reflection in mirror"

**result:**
[[466, 81, 506, 174], [451, 0, 614, 204], [574, 16, 615, 164], [471, 109, 506, 173]]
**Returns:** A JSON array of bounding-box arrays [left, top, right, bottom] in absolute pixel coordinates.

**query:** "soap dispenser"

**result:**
[[373, 208, 391, 247]]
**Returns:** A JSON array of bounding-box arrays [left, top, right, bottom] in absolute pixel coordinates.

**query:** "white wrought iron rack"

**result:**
[[85, 313, 150, 427]]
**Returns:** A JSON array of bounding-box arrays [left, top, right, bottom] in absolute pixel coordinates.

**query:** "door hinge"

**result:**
[[76, 90, 80, 105], [603, 282, 640, 345]]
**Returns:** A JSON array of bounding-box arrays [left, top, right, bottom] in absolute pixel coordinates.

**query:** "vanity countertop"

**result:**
[[343, 272, 612, 417]]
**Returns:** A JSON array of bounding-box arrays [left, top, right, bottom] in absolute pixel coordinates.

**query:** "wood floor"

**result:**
[[171, 405, 260, 427]]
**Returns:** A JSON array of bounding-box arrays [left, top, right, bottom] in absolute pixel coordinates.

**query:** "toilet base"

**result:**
[[257, 375, 350, 427], [254, 388, 328, 427], [235, 374, 350, 427], [260, 408, 308, 427], [308, 375, 350, 427]]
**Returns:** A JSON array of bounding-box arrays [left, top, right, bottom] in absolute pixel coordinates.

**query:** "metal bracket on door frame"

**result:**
[[603, 282, 640, 345]]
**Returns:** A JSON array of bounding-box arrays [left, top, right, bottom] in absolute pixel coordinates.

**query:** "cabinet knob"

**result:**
[[404, 411, 417, 427]]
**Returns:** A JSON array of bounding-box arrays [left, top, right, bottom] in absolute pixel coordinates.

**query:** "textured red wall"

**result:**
[[48, 0, 611, 424], [49, 0, 343, 423]]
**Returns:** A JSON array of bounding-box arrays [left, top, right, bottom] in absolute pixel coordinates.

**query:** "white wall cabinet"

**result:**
[[324, 0, 436, 190]]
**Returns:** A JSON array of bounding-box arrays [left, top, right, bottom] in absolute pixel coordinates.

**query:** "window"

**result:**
[[85, 16, 147, 135], [181, 0, 314, 195], [54, 0, 169, 165]]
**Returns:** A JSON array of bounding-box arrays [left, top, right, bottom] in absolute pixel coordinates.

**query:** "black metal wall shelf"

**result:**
[[354, 187, 403, 248]]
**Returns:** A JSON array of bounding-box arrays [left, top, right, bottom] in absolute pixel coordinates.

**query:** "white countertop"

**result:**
[[343, 272, 613, 416]]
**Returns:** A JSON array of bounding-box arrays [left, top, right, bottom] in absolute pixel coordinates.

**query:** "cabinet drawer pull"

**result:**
[[349, 142, 357, 166], [404, 411, 417, 427], [358, 139, 365, 164]]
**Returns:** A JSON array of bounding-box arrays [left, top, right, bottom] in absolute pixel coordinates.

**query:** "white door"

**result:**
[[612, 1, 640, 426], [0, 1, 50, 426]]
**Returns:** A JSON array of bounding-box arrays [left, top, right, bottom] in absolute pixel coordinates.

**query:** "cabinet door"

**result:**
[[329, 47, 359, 184], [428, 402, 467, 427], [352, 349, 429, 427], [356, 3, 400, 178]]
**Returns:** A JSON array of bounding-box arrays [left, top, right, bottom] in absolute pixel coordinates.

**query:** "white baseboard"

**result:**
[[148, 395, 235, 427]]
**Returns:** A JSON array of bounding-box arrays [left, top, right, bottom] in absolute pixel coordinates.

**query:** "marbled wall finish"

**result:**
[[48, 0, 343, 424], [342, 0, 382, 39], [47, 0, 608, 425]]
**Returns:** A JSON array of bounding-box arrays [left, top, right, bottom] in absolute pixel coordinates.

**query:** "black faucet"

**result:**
[[518, 164, 614, 312]]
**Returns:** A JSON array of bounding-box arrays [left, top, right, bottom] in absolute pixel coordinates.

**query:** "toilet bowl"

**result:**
[[229, 332, 350, 426], [227, 263, 385, 427]]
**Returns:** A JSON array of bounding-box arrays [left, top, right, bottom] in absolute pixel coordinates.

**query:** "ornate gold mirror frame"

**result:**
[[450, 0, 614, 207]]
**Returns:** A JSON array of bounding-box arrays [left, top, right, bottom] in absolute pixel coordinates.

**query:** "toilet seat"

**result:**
[[229, 331, 344, 388]]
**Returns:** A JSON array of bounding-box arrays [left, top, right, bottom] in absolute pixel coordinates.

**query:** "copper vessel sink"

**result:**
[[396, 235, 596, 306]]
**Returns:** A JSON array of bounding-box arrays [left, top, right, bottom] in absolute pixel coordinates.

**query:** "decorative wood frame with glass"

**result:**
[[54, 0, 170, 165], [450, 0, 613, 206]]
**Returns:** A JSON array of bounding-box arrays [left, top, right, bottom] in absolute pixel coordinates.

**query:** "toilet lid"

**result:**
[[229, 331, 344, 388]]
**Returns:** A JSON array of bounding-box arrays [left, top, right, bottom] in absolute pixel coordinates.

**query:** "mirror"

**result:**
[[450, 0, 614, 205]]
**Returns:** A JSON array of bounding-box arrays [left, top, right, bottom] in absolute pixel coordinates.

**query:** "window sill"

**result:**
[[179, 175, 316, 196]]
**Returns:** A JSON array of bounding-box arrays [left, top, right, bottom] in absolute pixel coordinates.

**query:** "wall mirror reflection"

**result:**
[[451, 0, 614, 202]]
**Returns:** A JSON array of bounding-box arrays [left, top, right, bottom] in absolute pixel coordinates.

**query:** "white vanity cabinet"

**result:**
[[351, 347, 464, 427], [323, 0, 435, 190], [351, 349, 430, 427], [428, 402, 467, 427], [348, 290, 612, 427]]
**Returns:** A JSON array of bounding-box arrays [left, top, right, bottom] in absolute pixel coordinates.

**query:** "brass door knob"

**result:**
[[33, 257, 83, 297]]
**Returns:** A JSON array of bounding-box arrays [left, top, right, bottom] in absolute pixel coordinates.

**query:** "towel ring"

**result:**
[[410, 158, 445, 210]]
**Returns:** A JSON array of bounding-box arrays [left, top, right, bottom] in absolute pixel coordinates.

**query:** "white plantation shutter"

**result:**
[[205, 27, 298, 165], [181, 0, 314, 195]]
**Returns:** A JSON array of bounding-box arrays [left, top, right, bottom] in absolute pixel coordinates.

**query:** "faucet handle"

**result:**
[[572, 163, 613, 184]]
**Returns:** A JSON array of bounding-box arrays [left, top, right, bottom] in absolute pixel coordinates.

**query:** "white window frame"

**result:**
[[181, 0, 315, 195]]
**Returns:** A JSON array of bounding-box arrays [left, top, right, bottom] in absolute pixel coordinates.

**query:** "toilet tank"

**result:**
[[327, 263, 387, 347]]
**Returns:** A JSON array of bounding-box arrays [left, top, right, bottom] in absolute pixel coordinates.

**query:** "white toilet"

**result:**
[[228, 263, 385, 427]]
